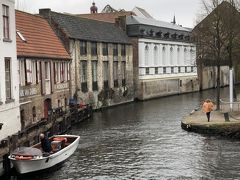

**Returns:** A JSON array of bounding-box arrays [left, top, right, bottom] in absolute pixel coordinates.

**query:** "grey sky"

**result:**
[[16, 0, 203, 28]]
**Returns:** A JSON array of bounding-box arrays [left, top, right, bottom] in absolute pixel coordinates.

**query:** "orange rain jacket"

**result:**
[[202, 102, 214, 113]]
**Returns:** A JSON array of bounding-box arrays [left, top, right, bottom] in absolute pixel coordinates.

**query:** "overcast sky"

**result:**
[[16, 0, 203, 28]]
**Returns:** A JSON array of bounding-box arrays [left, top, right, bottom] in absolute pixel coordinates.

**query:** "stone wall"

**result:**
[[200, 66, 229, 90], [138, 75, 199, 100], [70, 40, 134, 109]]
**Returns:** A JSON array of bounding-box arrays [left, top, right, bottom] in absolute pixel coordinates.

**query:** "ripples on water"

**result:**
[[10, 88, 240, 180]]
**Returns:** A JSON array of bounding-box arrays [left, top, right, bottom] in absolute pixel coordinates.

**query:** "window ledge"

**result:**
[[5, 99, 15, 104], [3, 38, 12, 43]]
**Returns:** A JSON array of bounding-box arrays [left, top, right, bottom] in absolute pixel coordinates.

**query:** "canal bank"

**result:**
[[182, 110, 240, 138], [0, 105, 93, 177]]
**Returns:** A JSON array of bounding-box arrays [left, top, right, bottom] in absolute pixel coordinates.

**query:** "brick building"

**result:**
[[16, 10, 71, 128], [39, 9, 134, 109]]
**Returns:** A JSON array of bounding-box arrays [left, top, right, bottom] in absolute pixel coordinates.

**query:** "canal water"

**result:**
[[9, 88, 240, 179]]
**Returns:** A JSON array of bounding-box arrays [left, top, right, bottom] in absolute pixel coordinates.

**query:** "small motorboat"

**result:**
[[8, 134, 80, 174]]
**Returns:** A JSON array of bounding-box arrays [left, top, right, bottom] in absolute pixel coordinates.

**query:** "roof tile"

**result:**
[[16, 10, 71, 60]]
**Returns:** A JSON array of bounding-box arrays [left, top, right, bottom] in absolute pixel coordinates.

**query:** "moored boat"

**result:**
[[8, 134, 80, 174]]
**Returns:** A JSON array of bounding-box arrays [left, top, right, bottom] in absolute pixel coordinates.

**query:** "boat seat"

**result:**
[[51, 141, 62, 152]]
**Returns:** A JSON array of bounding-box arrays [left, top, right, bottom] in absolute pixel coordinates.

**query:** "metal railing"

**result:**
[[220, 99, 240, 112]]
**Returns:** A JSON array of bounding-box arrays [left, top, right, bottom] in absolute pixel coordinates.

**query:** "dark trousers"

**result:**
[[206, 112, 211, 122]]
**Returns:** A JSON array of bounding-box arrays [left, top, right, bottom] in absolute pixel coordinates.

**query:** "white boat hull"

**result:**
[[9, 135, 80, 174]]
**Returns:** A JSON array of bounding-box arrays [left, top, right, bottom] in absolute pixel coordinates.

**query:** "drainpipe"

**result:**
[[229, 68, 233, 111]]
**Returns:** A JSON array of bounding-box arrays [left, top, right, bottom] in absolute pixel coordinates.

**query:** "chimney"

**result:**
[[39, 8, 51, 20], [115, 16, 127, 31]]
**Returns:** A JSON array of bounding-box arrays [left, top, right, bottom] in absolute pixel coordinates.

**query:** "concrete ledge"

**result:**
[[181, 110, 240, 138]]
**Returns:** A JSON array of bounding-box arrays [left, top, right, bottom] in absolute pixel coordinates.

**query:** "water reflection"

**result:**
[[8, 87, 240, 179]]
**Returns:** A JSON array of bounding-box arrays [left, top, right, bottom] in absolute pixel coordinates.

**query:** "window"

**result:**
[[171, 67, 174, 73], [185, 66, 188, 73], [155, 67, 158, 74], [170, 47, 174, 65], [146, 67, 150, 75], [54, 62, 60, 83], [91, 42, 97, 56], [26, 59, 33, 84], [163, 67, 166, 74], [122, 62, 126, 86], [184, 48, 188, 65], [60, 63, 64, 82], [113, 62, 118, 87], [191, 66, 194, 72], [80, 61, 88, 92], [32, 106, 37, 122], [5, 58, 11, 100], [145, 45, 149, 66], [3, 5, 10, 39], [103, 61, 109, 89], [19, 60, 25, 86], [80, 41, 87, 55], [92, 61, 98, 91], [162, 46, 166, 65], [45, 62, 50, 80], [154, 46, 158, 66], [102, 43, 108, 56], [121, 44, 126, 56], [178, 67, 181, 73], [113, 44, 118, 56]]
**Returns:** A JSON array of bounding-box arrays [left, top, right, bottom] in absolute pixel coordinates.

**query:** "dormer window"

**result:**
[[140, 28, 145, 35], [156, 31, 162, 37], [164, 32, 170, 38], [171, 33, 177, 39], [178, 34, 184, 40], [185, 35, 190, 41], [148, 29, 154, 36]]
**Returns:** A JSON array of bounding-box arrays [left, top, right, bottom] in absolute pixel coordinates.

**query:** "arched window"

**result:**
[[184, 48, 188, 65], [162, 46, 166, 65], [190, 48, 196, 65], [154, 45, 158, 66], [177, 47, 180, 65], [170, 47, 174, 65], [145, 45, 149, 66]]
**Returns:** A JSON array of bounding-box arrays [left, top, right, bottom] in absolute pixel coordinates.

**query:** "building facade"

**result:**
[[0, 0, 21, 140], [39, 9, 134, 109], [192, 1, 239, 91], [126, 16, 199, 100], [16, 10, 71, 128]]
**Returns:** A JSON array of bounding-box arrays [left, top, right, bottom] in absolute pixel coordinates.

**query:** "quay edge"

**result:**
[[181, 110, 240, 139]]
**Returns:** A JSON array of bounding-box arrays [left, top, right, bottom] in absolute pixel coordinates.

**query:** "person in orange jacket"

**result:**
[[202, 99, 214, 122]]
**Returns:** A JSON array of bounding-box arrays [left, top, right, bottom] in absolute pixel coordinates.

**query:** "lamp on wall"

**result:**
[[0, 123, 3, 130]]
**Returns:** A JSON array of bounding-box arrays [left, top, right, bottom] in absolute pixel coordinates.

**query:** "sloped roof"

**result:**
[[49, 11, 130, 44], [16, 10, 70, 60], [132, 7, 153, 19], [126, 15, 190, 32], [78, 11, 134, 23]]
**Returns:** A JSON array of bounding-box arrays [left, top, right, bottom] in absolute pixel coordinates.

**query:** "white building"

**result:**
[[126, 16, 199, 100], [0, 0, 20, 140]]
